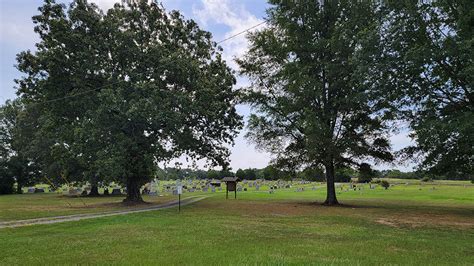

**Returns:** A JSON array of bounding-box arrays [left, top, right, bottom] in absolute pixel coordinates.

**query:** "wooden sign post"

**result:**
[[222, 177, 240, 199]]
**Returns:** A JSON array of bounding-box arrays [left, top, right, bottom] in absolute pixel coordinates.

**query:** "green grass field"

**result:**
[[1, 180, 473, 265]]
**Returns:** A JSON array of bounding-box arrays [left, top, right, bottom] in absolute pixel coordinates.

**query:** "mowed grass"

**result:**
[[0, 193, 177, 221], [0, 181, 473, 265]]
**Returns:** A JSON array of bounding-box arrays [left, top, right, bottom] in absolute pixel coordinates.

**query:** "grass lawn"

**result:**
[[0, 193, 177, 221], [0, 181, 473, 265]]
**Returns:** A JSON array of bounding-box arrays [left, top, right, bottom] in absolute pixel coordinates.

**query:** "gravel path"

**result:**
[[0, 196, 207, 229]]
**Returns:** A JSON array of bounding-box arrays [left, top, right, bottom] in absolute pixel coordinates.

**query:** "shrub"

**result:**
[[421, 176, 433, 182], [380, 180, 390, 189]]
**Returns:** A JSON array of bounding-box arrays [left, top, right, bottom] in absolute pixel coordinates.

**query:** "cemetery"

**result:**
[[0, 0, 473, 265], [0, 178, 473, 264]]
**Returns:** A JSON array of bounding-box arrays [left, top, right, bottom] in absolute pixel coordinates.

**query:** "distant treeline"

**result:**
[[156, 167, 470, 182]]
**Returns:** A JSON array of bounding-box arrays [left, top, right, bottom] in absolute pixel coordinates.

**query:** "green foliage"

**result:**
[[261, 165, 285, 180], [421, 176, 433, 182], [358, 163, 373, 183], [206, 170, 220, 180], [380, 180, 390, 190], [235, 169, 245, 180], [0, 100, 40, 193], [15, 0, 242, 201], [0, 174, 14, 195], [244, 168, 257, 180], [382, 0, 473, 178], [238, 0, 394, 204], [334, 168, 354, 183], [382, 170, 417, 180], [299, 167, 325, 182]]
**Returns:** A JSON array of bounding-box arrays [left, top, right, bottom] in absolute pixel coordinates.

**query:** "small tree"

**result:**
[[380, 180, 390, 190]]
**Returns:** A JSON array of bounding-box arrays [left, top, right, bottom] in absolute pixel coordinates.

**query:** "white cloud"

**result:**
[[89, 0, 121, 11], [193, 0, 264, 70]]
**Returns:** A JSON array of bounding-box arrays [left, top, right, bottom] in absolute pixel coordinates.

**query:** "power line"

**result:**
[[216, 21, 266, 44]]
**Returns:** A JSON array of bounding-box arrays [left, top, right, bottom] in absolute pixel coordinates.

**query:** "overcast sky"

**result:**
[[0, 0, 415, 171]]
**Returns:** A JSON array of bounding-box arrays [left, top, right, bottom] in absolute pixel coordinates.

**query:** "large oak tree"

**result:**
[[16, 0, 242, 202]]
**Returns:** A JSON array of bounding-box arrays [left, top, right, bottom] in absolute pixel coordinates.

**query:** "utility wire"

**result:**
[[216, 21, 266, 44]]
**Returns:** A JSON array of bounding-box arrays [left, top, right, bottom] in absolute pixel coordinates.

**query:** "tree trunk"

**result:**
[[323, 161, 339, 205], [123, 177, 144, 203], [16, 184, 23, 194], [88, 185, 100, 196]]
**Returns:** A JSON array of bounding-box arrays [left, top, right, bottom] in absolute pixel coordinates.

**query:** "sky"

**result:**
[[0, 0, 415, 172]]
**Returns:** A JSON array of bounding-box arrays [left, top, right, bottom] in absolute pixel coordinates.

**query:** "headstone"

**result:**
[[212, 187, 216, 193], [69, 188, 81, 195], [255, 185, 260, 191], [27, 187, 35, 193]]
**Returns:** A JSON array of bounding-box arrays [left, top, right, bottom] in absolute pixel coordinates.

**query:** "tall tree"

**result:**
[[0, 100, 40, 193], [16, 0, 242, 202], [238, 0, 393, 205], [382, 0, 473, 179]]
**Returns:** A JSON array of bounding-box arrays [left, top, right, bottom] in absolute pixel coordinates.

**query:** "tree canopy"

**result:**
[[381, 0, 473, 178]]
